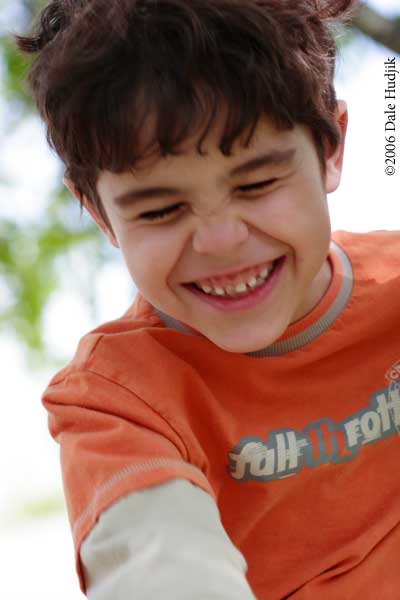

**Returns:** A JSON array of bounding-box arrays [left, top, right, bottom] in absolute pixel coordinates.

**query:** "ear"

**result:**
[[324, 99, 348, 194], [63, 177, 119, 248]]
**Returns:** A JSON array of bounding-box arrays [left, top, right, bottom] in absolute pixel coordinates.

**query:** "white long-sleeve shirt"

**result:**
[[80, 478, 258, 599]]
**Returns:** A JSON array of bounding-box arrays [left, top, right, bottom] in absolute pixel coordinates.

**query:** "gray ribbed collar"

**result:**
[[151, 241, 353, 357]]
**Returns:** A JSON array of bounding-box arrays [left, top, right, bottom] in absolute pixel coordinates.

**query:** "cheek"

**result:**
[[250, 184, 330, 259], [245, 187, 310, 238], [119, 230, 181, 293]]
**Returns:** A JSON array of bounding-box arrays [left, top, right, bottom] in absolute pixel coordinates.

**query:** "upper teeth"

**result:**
[[197, 266, 272, 297]]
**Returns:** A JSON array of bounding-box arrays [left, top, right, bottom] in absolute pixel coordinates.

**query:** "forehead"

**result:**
[[97, 114, 307, 196]]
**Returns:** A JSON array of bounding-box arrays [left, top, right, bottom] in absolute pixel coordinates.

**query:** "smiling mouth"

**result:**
[[184, 258, 281, 298]]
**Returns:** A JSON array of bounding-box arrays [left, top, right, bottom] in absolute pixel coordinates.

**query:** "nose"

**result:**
[[192, 212, 249, 255]]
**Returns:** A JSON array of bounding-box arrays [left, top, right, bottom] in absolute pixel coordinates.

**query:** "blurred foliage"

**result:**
[[15, 492, 65, 521], [0, 0, 399, 368], [0, 189, 107, 370], [1, 32, 33, 109], [0, 490, 65, 528], [0, 0, 115, 369]]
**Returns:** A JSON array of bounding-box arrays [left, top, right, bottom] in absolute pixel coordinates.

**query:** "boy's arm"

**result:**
[[80, 478, 258, 599]]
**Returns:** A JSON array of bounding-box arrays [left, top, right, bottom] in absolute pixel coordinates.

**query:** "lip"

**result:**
[[182, 256, 286, 313], [185, 258, 280, 285]]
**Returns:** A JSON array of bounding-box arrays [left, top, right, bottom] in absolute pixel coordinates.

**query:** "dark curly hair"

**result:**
[[14, 0, 357, 231]]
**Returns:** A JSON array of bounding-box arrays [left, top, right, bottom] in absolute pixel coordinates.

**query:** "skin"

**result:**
[[65, 100, 348, 354]]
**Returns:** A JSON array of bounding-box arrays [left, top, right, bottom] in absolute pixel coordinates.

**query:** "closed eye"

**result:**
[[139, 203, 184, 222], [237, 178, 277, 192]]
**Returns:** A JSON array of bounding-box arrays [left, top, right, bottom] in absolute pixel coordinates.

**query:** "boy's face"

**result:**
[[70, 102, 347, 353]]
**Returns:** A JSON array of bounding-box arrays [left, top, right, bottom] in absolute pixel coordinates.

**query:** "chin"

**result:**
[[209, 333, 280, 355]]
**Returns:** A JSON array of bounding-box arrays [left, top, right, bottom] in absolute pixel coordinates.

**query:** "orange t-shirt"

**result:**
[[42, 230, 400, 598]]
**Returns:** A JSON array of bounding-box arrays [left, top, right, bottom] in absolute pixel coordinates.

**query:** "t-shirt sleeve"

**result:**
[[42, 369, 215, 593]]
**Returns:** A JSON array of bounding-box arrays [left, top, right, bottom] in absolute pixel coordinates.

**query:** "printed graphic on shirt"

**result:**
[[227, 376, 400, 483]]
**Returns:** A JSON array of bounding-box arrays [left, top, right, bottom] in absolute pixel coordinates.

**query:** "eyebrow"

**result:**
[[113, 147, 296, 208]]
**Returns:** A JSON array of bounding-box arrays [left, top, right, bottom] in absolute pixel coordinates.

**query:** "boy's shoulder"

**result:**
[[48, 293, 163, 386], [333, 228, 400, 252], [333, 229, 400, 277]]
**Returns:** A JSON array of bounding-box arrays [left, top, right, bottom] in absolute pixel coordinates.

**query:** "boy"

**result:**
[[16, 0, 400, 598]]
